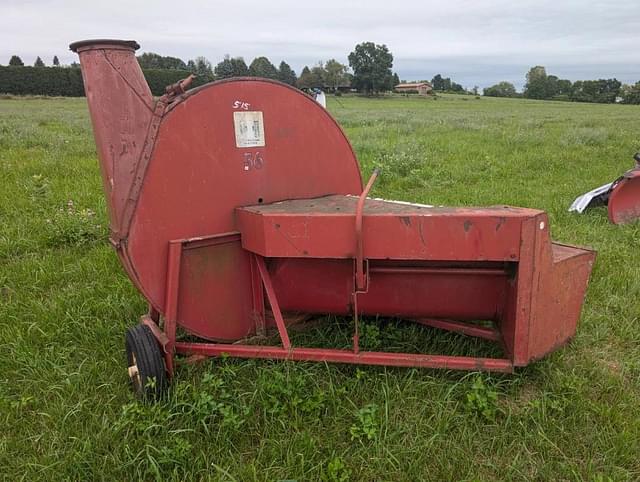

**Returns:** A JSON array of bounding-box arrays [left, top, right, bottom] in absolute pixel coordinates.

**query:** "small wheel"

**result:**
[[125, 324, 168, 401]]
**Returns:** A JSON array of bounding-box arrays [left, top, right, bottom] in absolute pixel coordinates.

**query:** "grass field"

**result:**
[[2, 93, 640, 481]]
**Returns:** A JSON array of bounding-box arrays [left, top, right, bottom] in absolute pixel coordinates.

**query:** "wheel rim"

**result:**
[[128, 352, 141, 390]]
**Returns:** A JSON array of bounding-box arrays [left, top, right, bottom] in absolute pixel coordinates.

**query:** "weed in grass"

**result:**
[[27, 173, 51, 199], [323, 456, 352, 482], [359, 321, 382, 350], [171, 371, 249, 432], [349, 403, 379, 441], [258, 367, 327, 418], [464, 375, 500, 421], [45, 199, 104, 248], [115, 400, 170, 436]]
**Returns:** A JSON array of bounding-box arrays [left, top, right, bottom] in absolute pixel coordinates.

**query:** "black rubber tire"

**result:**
[[125, 324, 168, 402]]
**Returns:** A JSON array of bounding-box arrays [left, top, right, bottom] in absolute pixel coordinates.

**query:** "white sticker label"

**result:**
[[233, 111, 265, 148]]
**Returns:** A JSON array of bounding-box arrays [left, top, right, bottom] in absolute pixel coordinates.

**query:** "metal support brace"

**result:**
[[254, 255, 291, 350], [162, 240, 183, 378]]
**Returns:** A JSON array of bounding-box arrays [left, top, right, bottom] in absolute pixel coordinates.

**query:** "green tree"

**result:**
[[431, 74, 443, 90], [310, 62, 327, 87], [137, 52, 187, 70], [570, 80, 590, 102], [599, 78, 621, 103], [9, 55, 24, 66], [144, 53, 164, 69], [522, 67, 575, 100], [392, 72, 400, 87], [431, 74, 463, 92], [483, 81, 516, 97], [214, 55, 249, 79], [621, 82, 640, 104], [348, 42, 394, 94], [546, 75, 561, 98], [296, 63, 325, 89], [524, 66, 548, 99], [277, 61, 297, 86], [230, 57, 249, 77], [571, 78, 621, 103], [52, 55, 60, 67], [556, 79, 573, 97], [214, 55, 235, 79], [190, 56, 214, 82], [324, 59, 348, 92], [34, 56, 45, 67], [249, 57, 278, 79], [163, 56, 187, 70], [296, 66, 314, 89]]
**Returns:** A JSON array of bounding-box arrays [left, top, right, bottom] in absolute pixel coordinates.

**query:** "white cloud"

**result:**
[[1, 0, 638, 88]]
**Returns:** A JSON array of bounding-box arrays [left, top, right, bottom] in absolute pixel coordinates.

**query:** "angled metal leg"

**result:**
[[162, 240, 183, 378], [253, 255, 291, 350]]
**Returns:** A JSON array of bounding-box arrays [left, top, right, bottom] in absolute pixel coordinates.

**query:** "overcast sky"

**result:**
[[2, 0, 638, 90]]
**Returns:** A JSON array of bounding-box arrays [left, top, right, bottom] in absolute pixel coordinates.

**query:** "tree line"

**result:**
[[138, 46, 470, 96], [484, 66, 640, 104], [0, 65, 199, 97], [1, 43, 407, 96], [8, 55, 59, 67], [430, 74, 465, 93], [137, 42, 401, 95], [16, 47, 635, 102]]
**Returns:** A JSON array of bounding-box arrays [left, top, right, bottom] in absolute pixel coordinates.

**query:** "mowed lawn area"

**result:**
[[1, 94, 640, 481]]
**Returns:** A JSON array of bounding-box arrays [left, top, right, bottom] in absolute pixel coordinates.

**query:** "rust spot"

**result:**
[[303, 250, 308, 255], [399, 216, 411, 226], [463, 220, 472, 232], [275, 223, 280, 229], [495, 216, 506, 231], [418, 221, 427, 247]]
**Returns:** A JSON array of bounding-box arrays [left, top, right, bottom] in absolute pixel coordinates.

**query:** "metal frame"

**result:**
[[142, 234, 514, 377], [70, 40, 595, 384]]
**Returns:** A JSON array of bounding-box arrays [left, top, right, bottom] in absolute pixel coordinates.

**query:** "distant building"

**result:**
[[321, 83, 352, 93], [394, 82, 433, 95]]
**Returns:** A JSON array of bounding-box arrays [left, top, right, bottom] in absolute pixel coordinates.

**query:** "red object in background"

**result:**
[[71, 39, 596, 386], [608, 168, 640, 224], [570, 153, 640, 225]]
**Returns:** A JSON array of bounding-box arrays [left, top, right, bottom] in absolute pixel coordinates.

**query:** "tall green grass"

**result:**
[[1, 95, 639, 480]]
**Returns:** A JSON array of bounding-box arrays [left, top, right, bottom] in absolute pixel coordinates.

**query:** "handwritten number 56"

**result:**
[[243, 152, 264, 171]]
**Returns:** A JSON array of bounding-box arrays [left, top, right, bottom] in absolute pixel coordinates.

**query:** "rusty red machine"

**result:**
[[71, 39, 596, 400], [570, 152, 640, 224]]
